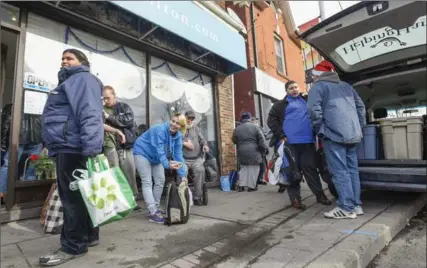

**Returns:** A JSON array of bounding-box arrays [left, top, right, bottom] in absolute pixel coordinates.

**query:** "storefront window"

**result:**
[[15, 13, 147, 181], [260, 95, 276, 132], [150, 56, 217, 156]]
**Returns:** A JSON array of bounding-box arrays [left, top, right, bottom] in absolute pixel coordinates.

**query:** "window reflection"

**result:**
[[15, 13, 148, 182], [150, 57, 217, 156]]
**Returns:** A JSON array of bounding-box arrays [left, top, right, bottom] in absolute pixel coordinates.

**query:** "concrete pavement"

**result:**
[[1, 184, 425, 268]]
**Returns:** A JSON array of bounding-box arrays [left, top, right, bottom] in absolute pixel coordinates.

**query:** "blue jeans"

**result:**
[[1, 143, 43, 193], [323, 139, 361, 212], [134, 155, 165, 215]]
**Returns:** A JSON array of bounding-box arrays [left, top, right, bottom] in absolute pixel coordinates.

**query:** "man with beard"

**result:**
[[183, 111, 209, 206]]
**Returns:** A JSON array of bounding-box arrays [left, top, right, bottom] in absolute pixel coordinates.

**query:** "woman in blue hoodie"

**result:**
[[133, 114, 187, 224]]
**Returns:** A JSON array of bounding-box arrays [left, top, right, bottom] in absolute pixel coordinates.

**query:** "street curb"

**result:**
[[306, 193, 427, 268]]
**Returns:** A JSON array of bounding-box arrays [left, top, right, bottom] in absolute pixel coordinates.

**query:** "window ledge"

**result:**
[[276, 70, 290, 80]]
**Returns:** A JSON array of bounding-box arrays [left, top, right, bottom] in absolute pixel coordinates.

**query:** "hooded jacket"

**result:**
[[1, 104, 42, 150], [133, 122, 187, 178], [307, 72, 366, 144], [267, 93, 309, 147], [42, 65, 104, 156], [183, 125, 207, 160]]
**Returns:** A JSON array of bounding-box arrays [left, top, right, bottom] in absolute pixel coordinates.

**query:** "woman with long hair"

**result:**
[[133, 114, 187, 224]]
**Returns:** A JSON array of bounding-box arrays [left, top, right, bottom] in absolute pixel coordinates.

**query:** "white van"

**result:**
[[300, 1, 426, 193]]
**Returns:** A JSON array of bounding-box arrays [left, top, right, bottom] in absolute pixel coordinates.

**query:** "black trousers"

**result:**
[[56, 153, 99, 255], [286, 143, 324, 201]]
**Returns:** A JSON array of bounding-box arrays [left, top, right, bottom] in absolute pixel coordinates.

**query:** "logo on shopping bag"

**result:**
[[87, 177, 118, 209]]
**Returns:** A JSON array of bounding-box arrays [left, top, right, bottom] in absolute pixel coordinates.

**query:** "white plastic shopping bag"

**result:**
[[267, 143, 289, 186], [71, 155, 136, 227]]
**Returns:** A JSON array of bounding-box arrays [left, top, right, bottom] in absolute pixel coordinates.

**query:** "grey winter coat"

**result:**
[[307, 72, 366, 144], [232, 120, 268, 165]]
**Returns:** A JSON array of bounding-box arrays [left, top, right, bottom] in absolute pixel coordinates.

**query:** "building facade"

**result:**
[[0, 1, 246, 221], [225, 1, 306, 132]]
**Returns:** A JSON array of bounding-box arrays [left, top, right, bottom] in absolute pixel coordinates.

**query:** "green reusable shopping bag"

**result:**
[[78, 155, 137, 227]]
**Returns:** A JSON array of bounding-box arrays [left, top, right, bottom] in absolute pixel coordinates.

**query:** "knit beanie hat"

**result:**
[[241, 112, 252, 120], [312, 60, 335, 76]]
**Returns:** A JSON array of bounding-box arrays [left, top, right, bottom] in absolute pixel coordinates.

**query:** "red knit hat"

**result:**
[[312, 60, 335, 76]]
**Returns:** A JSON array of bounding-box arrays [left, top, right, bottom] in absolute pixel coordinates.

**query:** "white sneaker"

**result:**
[[353, 206, 364, 216], [324, 207, 357, 219]]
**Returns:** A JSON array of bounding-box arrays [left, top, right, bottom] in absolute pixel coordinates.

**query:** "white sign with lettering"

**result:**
[[24, 90, 48, 115]]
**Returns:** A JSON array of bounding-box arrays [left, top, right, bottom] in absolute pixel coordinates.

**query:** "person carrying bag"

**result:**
[[70, 155, 136, 227]]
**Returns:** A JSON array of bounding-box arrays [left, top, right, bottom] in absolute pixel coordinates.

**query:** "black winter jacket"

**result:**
[[105, 102, 137, 149], [267, 94, 307, 147], [1, 104, 12, 151], [1, 104, 42, 150]]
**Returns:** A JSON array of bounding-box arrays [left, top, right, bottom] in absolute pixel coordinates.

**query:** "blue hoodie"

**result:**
[[133, 122, 187, 178], [283, 96, 314, 144], [42, 65, 104, 156]]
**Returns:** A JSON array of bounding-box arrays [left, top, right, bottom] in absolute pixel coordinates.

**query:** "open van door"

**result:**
[[299, 1, 426, 83], [300, 1, 427, 193]]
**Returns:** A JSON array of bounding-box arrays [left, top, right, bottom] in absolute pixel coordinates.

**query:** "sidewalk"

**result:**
[[1, 184, 425, 268]]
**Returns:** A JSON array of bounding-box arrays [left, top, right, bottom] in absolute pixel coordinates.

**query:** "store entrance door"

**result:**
[[1, 27, 19, 210]]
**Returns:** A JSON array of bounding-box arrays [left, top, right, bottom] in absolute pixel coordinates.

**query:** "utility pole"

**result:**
[[319, 1, 326, 21]]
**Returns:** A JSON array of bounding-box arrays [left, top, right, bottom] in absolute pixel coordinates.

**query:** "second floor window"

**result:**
[[274, 35, 286, 75]]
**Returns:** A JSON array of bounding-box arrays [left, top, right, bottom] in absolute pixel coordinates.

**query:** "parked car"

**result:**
[[300, 1, 427, 194]]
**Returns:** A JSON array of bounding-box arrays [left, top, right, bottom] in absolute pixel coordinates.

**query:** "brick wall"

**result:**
[[216, 75, 236, 175], [227, 2, 306, 122], [250, 4, 306, 91], [233, 69, 255, 118]]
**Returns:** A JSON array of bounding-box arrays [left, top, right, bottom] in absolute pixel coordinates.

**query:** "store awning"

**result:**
[[112, 1, 247, 75]]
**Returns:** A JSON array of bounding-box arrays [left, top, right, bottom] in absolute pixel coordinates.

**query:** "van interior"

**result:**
[[300, 1, 426, 192]]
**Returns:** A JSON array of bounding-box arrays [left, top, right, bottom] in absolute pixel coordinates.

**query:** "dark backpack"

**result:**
[[282, 145, 303, 185], [204, 152, 218, 182], [164, 180, 190, 226]]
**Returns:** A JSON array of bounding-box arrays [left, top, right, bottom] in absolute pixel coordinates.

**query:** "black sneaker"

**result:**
[[39, 249, 86, 267], [134, 205, 142, 211], [278, 184, 287, 193]]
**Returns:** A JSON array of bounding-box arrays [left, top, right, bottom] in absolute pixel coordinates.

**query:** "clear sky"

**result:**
[[289, 1, 360, 27]]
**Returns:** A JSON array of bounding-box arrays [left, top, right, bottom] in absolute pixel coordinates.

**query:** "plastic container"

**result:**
[[357, 125, 379, 160], [379, 117, 424, 160], [220, 176, 231, 192]]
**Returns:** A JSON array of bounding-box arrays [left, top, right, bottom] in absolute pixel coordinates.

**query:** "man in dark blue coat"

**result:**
[[267, 81, 331, 210]]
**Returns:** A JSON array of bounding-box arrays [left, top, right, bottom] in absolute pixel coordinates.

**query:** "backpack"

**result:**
[[164, 180, 190, 226]]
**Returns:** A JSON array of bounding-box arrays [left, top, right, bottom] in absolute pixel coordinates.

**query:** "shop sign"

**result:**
[[111, 1, 247, 73], [254, 68, 286, 100], [23, 72, 53, 92], [24, 90, 48, 115]]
